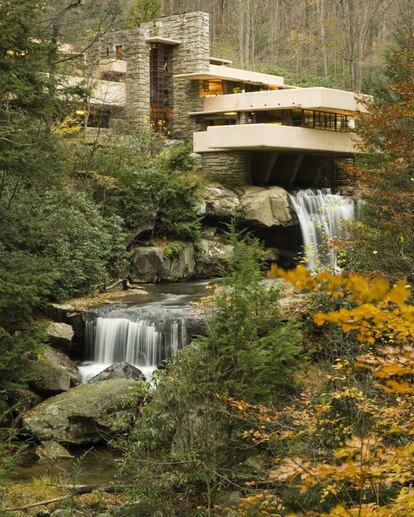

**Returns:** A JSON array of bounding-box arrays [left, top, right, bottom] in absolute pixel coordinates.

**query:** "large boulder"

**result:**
[[203, 184, 240, 219], [25, 345, 81, 396], [130, 242, 196, 283], [162, 242, 195, 281], [47, 322, 74, 352], [197, 238, 234, 278], [129, 246, 163, 283], [23, 379, 137, 445], [45, 305, 85, 341], [89, 362, 145, 383], [238, 186, 292, 227], [35, 441, 73, 462]]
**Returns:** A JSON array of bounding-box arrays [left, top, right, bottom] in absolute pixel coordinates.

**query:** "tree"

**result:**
[[215, 264, 414, 515], [128, 0, 162, 26], [345, 26, 414, 278], [120, 237, 302, 513]]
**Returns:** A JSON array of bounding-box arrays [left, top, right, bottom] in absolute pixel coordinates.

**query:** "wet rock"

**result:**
[[130, 242, 196, 283], [43, 345, 81, 387], [45, 304, 85, 341], [89, 362, 145, 383], [162, 242, 195, 281], [238, 186, 292, 227], [197, 238, 234, 278], [25, 345, 80, 396], [129, 246, 163, 283], [47, 322, 74, 352], [35, 440, 74, 462], [9, 389, 43, 413], [23, 379, 136, 445]]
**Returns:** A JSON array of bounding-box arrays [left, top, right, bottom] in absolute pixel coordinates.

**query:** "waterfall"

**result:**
[[289, 189, 355, 271], [81, 312, 188, 382]]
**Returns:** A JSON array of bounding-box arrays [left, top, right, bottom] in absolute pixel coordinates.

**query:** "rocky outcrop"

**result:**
[[202, 184, 240, 219], [35, 441, 73, 462], [201, 183, 294, 228], [45, 306, 84, 342], [162, 242, 195, 281], [25, 345, 81, 396], [129, 246, 164, 283], [47, 322, 74, 352], [23, 379, 137, 445], [89, 362, 145, 383], [238, 186, 292, 227], [197, 238, 234, 278], [130, 242, 195, 283]]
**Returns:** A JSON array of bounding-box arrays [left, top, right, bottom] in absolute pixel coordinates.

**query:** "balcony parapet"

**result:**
[[194, 124, 360, 155]]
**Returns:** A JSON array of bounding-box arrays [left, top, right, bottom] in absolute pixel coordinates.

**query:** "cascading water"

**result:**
[[78, 286, 203, 382], [289, 189, 355, 271]]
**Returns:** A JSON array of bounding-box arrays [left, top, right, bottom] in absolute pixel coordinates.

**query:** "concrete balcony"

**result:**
[[192, 87, 368, 115], [60, 76, 126, 107], [194, 124, 360, 155], [97, 58, 127, 75], [175, 64, 285, 88]]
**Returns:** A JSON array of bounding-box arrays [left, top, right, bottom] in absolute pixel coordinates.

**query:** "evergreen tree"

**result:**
[[347, 27, 414, 278]]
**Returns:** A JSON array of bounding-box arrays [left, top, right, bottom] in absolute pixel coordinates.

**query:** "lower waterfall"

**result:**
[[289, 189, 355, 271], [77, 285, 205, 382]]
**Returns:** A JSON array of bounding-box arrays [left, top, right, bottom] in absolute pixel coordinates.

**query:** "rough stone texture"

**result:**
[[202, 184, 240, 219], [47, 322, 74, 352], [197, 239, 234, 278], [142, 12, 210, 139], [202, 152, 252, 187], [162, 242, 195, 281], [45, 305, 85, 341], [43, 345, 81, 387], [9, 389, 43, 414], [26, 354, 72, 396], [130, 242, 195, 283], [89, 362, 145, 383], [35, 441, 74, 462], [23, 379, 136, 445], [90, 12, 210, 139], [130, 246, 164, 283], [238, 186, 292, 227]]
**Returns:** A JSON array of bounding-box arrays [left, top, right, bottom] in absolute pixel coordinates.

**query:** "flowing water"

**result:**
[[78, 282, 208, 382], [289, 189, 356, 271]]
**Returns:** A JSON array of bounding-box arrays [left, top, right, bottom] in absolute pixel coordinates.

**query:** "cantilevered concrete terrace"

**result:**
[[190, 87, 367, 115], [194, 124, 359, 155]]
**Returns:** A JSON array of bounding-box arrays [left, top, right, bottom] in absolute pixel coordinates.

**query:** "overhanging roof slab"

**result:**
[[193, 124, 360, 155]]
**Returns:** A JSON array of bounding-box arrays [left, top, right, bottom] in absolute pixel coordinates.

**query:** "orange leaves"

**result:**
[[268, 265, 414, 347]]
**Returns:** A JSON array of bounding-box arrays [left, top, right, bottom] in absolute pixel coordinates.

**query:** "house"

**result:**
[[74, 11, 367, 189]]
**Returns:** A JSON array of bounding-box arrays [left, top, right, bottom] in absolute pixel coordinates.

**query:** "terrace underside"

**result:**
[[250, 150, 352, 188]]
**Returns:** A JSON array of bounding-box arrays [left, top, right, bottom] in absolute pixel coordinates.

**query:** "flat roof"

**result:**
[[146, 36, 181, 45], [174, 64, 285, 88], [209, 56, 233, 65]]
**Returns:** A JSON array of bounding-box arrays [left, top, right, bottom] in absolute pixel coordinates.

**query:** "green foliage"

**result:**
[[163, 241, 185, 260], [120, 235, 303, 512], [127, 0, 162, 27], [78, 133, 202, 243]]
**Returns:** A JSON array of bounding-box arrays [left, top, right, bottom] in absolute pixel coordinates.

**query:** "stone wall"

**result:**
[[202, 151, 252, 187], [142, 12, 210, 139], [87, 12, 210, 138]]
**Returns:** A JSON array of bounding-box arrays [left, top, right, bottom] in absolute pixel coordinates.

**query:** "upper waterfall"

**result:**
[[289, 189, 355, 271]]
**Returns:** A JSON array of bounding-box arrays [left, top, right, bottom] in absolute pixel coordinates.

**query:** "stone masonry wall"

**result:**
[[142, 12, 210, 139], [95, 28, 150, 130], [202, 152, 252, 187]]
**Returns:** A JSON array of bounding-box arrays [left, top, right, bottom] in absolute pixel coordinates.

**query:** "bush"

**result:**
[[120, 235, 303, 512], [12, 190, 126, 300]]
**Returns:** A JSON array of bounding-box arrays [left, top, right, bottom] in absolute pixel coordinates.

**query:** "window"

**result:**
[[115, 45, 124, 59]]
